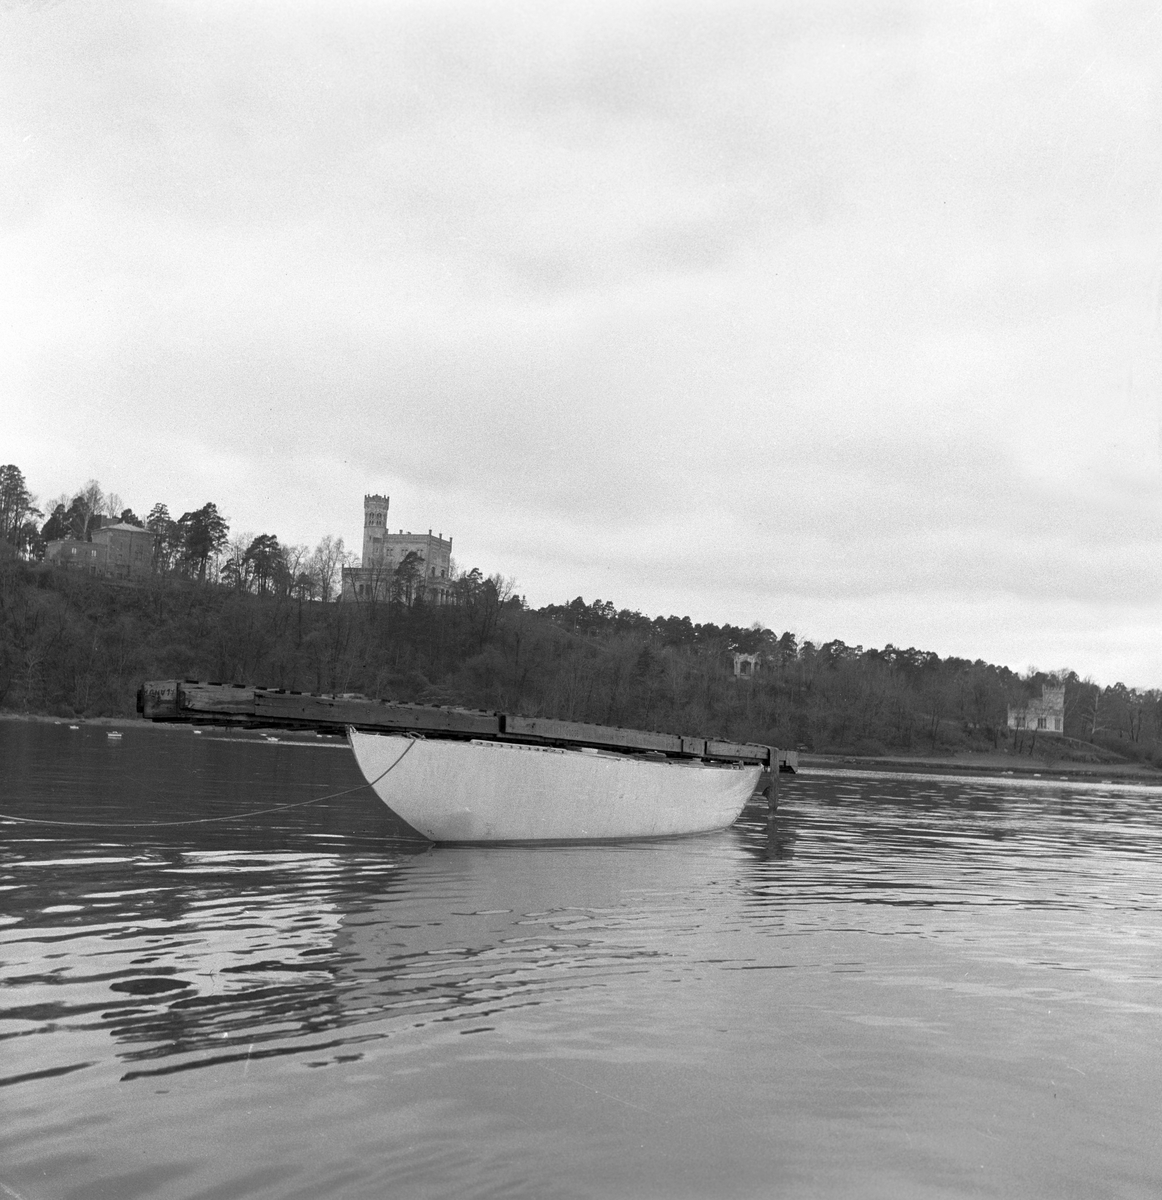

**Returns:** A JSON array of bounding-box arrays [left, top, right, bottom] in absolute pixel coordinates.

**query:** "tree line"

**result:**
[[530, 596, 1162, 764], [0, 465, 349, 600], [2, 463, 1160, 765]]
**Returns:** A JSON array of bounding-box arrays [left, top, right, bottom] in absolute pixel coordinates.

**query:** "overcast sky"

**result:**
[[4, 0, 1161, 686]]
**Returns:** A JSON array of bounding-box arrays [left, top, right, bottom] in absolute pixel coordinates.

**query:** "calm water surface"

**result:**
[[2, 720, 1160, 1199]]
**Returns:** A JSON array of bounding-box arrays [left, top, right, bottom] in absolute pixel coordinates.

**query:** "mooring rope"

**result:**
[[0, 737, 417, 830]]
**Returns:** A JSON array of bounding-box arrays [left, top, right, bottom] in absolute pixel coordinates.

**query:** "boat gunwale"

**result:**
[[384, 731, 765, 770]]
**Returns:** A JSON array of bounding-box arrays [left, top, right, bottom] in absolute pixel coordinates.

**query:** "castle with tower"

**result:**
[[341, 493, 454, 604]]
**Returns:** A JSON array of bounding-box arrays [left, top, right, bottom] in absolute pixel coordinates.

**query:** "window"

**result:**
[[1037, 717, 1046, 730]]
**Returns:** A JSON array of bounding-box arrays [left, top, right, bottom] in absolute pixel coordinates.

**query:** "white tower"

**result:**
[[362, 493, 390, 563]]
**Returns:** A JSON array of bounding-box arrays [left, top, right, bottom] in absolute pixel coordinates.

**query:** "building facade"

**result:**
[[44, 538, 106, 573], [1007, 685, 1065, 734], [91, 521, 155, 578], [732, 652, 760, 680], [341, 493, 454, 604], [44, 520, 155, 580]]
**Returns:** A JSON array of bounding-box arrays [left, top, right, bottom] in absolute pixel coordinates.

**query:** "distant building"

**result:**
[[44, 538, 106, 573], [91, 521, 154, 579], [44, 519, 154, 580], [341, 493, 454, 603], [732, 652, 760, 680], [1007, 685, 1065, 734]]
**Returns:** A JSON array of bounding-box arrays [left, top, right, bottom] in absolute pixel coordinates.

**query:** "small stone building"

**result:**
[[732, 652, 760, 680], [1007, 685, 1065, 734]]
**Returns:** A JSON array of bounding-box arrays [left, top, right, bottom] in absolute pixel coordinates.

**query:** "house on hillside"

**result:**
[[44, 538, 106, 573], [1007, 685, 1065, 734], [44, 518, 154, 580], [90, 521, 154, 579], [341, 493, 454, 604]]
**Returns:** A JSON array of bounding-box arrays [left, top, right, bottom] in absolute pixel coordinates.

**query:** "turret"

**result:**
[[362, 493, 390, 562]]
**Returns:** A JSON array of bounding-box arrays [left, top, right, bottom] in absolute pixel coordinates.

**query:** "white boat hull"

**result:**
[[347, 730, 763, 842]]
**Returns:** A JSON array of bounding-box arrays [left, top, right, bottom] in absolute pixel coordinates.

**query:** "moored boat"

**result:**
[[136, 680, 794, 843], [347, 729, 763, 842]]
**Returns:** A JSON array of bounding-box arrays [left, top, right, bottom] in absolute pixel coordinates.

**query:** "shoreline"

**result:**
[[5, 711, 1158, 782], [799, 749, 1162, 782], [1, 711, 155, 731]]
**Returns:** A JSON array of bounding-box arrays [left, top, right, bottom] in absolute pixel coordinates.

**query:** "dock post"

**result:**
[[766, 749, 780, 816], [764, 750, 779, 860]]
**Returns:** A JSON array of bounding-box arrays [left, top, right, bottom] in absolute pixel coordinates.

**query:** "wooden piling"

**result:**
[[766, 767, 780, 815]]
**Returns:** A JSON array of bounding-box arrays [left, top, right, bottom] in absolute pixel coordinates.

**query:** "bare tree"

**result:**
[[282, 544, 310, 598], [221, 532, 254, 592], [77, 480, 104, 527], [309, 535, 349, 603]]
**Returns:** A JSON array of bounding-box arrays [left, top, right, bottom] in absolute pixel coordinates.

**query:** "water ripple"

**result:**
[[3, 723, 1162, 1198]]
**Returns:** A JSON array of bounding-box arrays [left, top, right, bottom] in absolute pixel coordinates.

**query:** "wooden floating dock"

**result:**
[[137, 680, 798, 773]]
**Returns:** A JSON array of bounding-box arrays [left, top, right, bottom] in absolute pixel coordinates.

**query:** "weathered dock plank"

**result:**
[[254, 690, 499, 736], [181, 682, 256, 715], [502, 714, 685, 756], [503, 715, 774, 765], [139, 679, 180, 720], [706, 737, 765, 761], [140, 680, 255, 720]]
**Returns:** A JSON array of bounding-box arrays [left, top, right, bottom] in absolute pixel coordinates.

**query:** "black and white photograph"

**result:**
[[3, 2, 1161, 1197]]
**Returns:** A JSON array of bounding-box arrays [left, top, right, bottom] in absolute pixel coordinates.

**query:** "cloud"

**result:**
[[3, 0, 1161, 685]]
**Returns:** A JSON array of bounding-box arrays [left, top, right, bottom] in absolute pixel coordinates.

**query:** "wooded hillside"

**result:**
[[3, 557, 1159, 765]]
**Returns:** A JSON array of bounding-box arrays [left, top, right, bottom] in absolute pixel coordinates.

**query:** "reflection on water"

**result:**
[[2, 721, 1162, 1199]]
